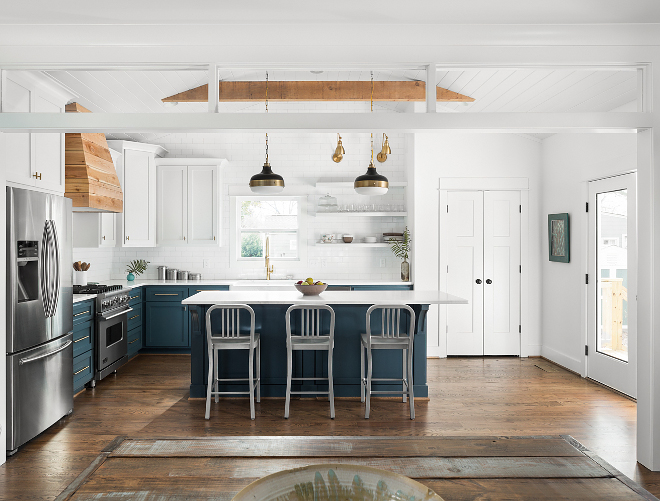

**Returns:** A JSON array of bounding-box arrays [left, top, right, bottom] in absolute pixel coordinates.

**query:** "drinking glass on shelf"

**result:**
[[349, 204, 355, 212], [398, 204, 405, 212], [369, 204, 375, 212]]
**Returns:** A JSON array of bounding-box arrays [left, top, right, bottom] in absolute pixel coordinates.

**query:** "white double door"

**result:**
[[444, 191, 521, 356]]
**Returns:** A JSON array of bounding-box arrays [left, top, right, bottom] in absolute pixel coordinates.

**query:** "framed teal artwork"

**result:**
[[548, 213, 570, 263]]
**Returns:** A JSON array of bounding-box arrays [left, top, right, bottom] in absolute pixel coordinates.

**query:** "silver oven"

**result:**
[[95, 289, 131, 381]]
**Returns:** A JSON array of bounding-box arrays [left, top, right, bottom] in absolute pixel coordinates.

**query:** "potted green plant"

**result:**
[[388, 226, 411, 282], [126, 259, 149, 282]]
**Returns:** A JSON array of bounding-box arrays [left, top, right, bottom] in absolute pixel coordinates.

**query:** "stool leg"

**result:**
[[214, 348, 219, 403], [360, 341, 365, 403], [365, 346, 372, 419], [256, 339, 261, 403], [328, 347, 335, 419], [402, 348, 407, 403], [408, 342, 415, 420], [285, 343, 292, 419], [248, 346, 255, 420], [205, 347, 214, 420]]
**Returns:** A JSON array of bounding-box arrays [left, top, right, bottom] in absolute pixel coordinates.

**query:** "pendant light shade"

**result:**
[[354, 161, 389, 195], [249, 162, 284, 194], [249, 71, 285, 194], [354, 71, 388, 195]]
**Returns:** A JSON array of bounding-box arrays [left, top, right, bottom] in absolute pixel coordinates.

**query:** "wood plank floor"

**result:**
[[0, 354, 659, 500]]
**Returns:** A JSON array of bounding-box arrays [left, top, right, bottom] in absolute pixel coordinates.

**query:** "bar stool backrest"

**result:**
[[206, 304, 256, 344], [366, 304, 416, 339], [285, 304, 335, 342]]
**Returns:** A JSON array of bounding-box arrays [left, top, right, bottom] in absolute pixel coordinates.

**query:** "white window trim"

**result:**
[[229, 195, 307, 269]]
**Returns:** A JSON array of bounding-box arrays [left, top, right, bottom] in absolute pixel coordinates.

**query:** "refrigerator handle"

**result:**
[[18, 340, 72, 365], [40, 220, 60, 318]]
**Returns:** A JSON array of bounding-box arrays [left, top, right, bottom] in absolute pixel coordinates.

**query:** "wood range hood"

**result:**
[[65, 103, 123, 213]]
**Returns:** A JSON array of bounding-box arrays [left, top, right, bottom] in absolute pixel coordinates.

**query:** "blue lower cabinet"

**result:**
[[73, 350, 94, 393], [128, 303, 143, 331], [128, 287, 142, 307], [350, 285, 413, 291], [72, 319, 94, 357], [145, 302, 190, 348], [127, 326, 142, 358]]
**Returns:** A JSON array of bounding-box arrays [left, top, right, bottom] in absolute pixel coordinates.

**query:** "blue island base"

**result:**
[[189, 303, 429, 399]]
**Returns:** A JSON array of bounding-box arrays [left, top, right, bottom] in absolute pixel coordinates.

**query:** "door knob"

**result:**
[[486, 279, 492, 284], [475, 279, 482, 284]]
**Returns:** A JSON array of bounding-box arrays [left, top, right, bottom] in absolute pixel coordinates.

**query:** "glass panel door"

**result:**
[[587, 173, 637, 398]]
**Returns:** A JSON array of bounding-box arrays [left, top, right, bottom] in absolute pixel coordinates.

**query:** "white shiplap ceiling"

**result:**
[[5, 0, 660, 25], [42, 67, 637, 142]]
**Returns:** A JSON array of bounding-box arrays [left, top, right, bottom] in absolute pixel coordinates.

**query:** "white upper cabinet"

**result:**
[[100, 212, 117, 247], [107, 140, 167, 248], [156, 159, 223, 247], [157, 165, 188, 245], [1, 71, 71, 194]]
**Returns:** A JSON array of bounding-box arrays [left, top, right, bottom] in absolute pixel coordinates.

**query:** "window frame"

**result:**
[[230, 195, 307, 268]]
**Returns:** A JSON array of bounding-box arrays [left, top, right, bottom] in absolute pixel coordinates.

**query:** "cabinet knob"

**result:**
[[126, 236, 130, 241], [486, 279, 492, 284], [103, 236, 106, 240], [475, 279, 482, 284], [183, 236, 186, 241]]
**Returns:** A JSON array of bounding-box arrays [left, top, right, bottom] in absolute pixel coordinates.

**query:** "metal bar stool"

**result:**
[[205, 304, 261, 420], [361, 304, 416, 419], [285, 304, 335, 419]]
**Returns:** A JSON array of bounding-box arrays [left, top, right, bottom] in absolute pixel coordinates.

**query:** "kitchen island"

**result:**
[[183, 290, 467, 399]]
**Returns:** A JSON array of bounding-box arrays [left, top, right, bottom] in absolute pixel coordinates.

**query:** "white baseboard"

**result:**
[[427, 346, 444, 358], [541, 345, 583, 374]]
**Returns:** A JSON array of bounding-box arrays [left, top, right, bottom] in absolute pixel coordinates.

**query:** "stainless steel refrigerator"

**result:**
[[6, 187, 73, 454]]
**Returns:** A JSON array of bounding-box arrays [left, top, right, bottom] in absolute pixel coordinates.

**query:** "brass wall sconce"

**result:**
[[376, 133, 391, 163], [332, 134, 345, 163]]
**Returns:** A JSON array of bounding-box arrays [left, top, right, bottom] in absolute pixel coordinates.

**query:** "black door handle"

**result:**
[[486, 279, 492, 284], [475, 279, 482, 284]]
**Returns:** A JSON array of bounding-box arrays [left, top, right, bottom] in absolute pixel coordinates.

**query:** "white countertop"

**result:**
[[73, 279, 415, 303], [182, 290, 467, 306]]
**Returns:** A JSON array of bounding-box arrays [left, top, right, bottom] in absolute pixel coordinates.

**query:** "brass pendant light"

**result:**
[[332, 134, 345, 163], [354, 72, 389, 195], [249, 72, 285, 194]]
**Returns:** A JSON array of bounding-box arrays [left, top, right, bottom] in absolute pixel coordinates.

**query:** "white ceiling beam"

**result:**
[[0, 112, 649, 134], [426, 63, 436, 113], [208, 64, 219, 113]]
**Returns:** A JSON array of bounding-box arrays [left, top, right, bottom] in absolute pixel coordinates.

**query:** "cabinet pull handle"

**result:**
[[74, 311, 88, 317], [33, 172, 42, 180], [103, 236, 106, 240], [154, 293, 179, 296], [74, 365, 90, 375], [214, 236, 216, 240], [128, 339, 139, 345], [74, 335, 90, 343], [130, 295, 140, 300], [183, 236, 186, 241], [129, 315, 140, 320], [126, 236, 130, 241]]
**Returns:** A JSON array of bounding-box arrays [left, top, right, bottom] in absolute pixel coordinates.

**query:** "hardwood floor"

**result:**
[[1, 354, 659, 500]]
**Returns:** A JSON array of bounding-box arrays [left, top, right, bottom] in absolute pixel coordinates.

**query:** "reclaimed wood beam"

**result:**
[[162, 81, 474, 103]]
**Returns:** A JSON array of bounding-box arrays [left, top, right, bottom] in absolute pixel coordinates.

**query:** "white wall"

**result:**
[[540, 132, 637, 373], [73, 127, 410, 282], [413, 133, 543, 357]]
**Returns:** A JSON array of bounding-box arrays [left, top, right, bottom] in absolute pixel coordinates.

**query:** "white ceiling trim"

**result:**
[[0, 112, 648, 134]]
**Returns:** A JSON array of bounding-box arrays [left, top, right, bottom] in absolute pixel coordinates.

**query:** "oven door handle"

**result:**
[[19, 340, 72, 365], [101, 308, 133, 321]]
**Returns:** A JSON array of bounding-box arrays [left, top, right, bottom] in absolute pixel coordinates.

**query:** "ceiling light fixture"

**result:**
[[332, 133, 345, 163], [249, 72, 284, 194], [354, 72, 389, 195], [376, 133, 391, 163]]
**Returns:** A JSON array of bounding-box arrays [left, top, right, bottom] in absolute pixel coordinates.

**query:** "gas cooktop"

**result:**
[[73, 284, 123, 295]]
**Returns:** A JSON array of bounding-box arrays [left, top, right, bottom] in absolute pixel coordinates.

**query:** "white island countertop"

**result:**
[[182, 290, 467, 306]]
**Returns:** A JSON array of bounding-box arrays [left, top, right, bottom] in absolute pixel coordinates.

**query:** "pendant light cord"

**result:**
[[265, 72, 269, 164], [370, 71, 374, 164]]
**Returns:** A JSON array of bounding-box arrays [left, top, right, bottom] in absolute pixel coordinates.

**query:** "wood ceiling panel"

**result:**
[[565, 73, 636, 112], [484, 70, 556, 112]]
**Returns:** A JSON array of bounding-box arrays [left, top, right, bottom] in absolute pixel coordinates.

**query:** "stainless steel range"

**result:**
[[93, 286, 131, 382]]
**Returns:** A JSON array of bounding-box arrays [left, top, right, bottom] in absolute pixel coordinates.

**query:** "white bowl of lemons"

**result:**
[[294, 278, 328, 296]]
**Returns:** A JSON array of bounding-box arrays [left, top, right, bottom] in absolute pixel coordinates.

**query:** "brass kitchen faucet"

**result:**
[[265, 236, 274, 280]]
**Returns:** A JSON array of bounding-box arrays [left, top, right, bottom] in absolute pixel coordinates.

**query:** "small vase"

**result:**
[[127, 273, 135, 282], [401, 260, 410, 282]]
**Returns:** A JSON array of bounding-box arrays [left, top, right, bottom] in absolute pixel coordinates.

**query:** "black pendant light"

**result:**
[[250, 72, 284, 194], [354, 71, 389, 195]]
